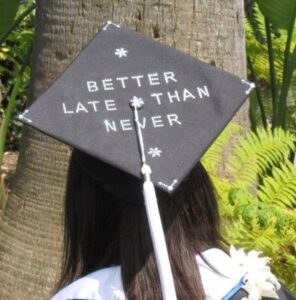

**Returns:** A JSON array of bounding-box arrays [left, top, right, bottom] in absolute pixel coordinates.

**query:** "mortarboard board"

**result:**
[[18, 21, 255, 300], [18, 21, 254, 195]]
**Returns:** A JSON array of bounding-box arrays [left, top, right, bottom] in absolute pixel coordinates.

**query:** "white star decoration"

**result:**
[[130, 96, 144, 109], [114, 47, 128, 58], [148, 147, 163, 158]]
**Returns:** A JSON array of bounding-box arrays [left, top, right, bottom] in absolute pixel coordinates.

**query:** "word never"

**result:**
[[104, 113, 182, 133]]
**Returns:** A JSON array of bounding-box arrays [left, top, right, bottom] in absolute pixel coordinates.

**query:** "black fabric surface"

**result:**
[[19, 22, 253, 194]]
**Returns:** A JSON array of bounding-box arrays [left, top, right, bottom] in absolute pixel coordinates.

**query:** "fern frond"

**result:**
[[269, 243, 296, 293], [202, 123, 242, 174], [258, 161, 296, 208], [215, 126, 296, 293], [226, 128, 295, 188], [245, 0, 265, 43], [245, 225, 280, 252], [223, 217, 280, 253]]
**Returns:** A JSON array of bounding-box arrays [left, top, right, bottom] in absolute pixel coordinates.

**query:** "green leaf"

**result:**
[[0, 0, 19, 38], [290, 44, 296, 73], [256, 0, 296, 30]]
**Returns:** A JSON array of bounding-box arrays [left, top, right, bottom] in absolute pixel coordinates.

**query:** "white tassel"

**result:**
[[130, 98, 177, 300], [143, 179, 177, 300]]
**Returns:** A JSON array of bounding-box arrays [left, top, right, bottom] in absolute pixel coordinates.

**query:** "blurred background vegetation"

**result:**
[[0, 0, 35, 209], [0, 0, 295, 293]]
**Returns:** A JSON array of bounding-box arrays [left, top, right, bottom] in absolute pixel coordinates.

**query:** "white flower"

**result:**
[[230, 245, 281, 300]]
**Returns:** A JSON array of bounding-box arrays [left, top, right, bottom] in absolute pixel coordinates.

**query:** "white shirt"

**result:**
[[51, 248, 244, 300]]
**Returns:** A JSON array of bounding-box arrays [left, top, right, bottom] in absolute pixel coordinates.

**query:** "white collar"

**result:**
[[51, 248, 244, 300], [196, 248, 244, 300]]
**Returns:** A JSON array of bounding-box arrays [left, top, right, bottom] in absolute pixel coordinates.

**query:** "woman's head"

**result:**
[[57, 149, 221, 299]]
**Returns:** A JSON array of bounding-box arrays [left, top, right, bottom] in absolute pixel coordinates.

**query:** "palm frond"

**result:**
[[256, 0, 296, 30]]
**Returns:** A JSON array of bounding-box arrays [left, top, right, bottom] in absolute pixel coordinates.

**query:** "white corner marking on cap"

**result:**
[[158, 179, 178, 191], [241, 79, 256, 95], [102, 20, 121, 31], [18, 109, 32, 123], [114, 47, 128, 58], [148, 147, 162, 158]]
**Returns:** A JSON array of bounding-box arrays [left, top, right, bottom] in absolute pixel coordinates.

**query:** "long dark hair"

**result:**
[[56, 150, 222, 299]]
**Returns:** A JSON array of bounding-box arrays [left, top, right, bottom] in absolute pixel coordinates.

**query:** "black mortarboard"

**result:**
[[18, 21, 254, 196], [19, 21, 254, 299]]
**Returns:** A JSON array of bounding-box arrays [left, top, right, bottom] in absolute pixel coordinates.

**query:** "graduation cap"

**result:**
[[18, 21, 255, 300]]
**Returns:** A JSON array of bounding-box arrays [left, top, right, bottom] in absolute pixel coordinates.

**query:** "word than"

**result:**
[[151, 86, 209, 105], [86, 71, 177, 92], [104, 114, 182, 133]]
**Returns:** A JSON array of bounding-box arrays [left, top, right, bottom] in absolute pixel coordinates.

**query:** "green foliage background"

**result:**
[[203, 125, 296, 293], [245, 0, 296, 130], [0, 2, 34, 151]]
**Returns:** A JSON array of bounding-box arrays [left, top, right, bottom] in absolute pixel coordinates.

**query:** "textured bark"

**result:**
[[0, 1, 247, 299]]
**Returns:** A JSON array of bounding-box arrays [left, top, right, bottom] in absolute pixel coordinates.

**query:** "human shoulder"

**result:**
[[50, 266, 124, 300]]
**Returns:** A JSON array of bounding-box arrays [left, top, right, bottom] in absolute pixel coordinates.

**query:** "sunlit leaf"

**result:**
[[0, 0, 19, 39], [256, 0, 296, 30]]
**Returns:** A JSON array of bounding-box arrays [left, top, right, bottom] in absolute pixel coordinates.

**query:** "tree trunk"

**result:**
[[0, 1, 246, 299]]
